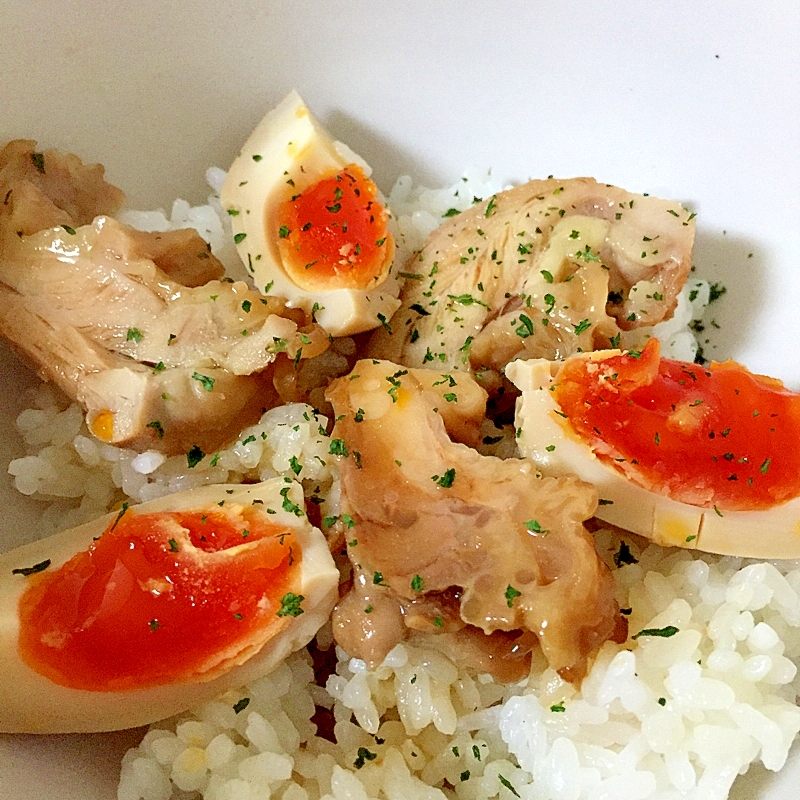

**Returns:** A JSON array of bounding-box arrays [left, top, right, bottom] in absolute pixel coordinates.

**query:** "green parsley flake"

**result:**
[[11, 559, 51, 577], [186, 445, 205, 468], [279, 487, 303, 517], [233, 232, 247, 244], [432, 468, 456, 488], [109, 501, 130, 532], [411, 574, 424, 592], [329, 439, 349, 457], [632, 625, 679, 640], [353, 747, 377, 769], [192, 372, 215, 392], [505, 585, 521, 608], [515, 313, 534, 339], [498, 775, 520, 798], [277, 592, 304, 617], [525, 519, 548, 535], [613, 541, 639, 568], [233, 697, 250, 714], [126, 327, 143, 343], [448, 293, 490, 309], [146, 420, 164, 438]]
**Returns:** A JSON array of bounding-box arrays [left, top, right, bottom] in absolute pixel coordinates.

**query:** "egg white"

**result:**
[[0, 478, 338, 733], [506, 356, 800, 559], [220, 90, 400, 337]]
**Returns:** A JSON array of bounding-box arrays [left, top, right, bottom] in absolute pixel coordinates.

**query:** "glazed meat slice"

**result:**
[[0, 218, 328, 453], [0, 139, 125, 240], [326, 359, 620, 680], [1, 140, 225, 288], [369, 177, 695, 374], [0, 142, 328, 453]]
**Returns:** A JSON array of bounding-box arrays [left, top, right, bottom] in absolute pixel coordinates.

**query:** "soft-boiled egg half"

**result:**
[[0, 478, 338, 733], [220, 90, 401, 337], [506, 339, 800, 558]]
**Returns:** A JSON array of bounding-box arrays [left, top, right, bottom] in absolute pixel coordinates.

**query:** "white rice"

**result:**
[[6, 170, 792, 800], [118, 536, 800, 800]]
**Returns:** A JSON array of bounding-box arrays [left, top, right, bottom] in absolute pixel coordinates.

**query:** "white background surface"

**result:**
[[1, 2, 799, 798]]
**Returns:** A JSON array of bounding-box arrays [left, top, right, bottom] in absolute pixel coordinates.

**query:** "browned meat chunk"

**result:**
[[0, 142, 328, 454], [369, 177, 695, 375], [327, 359, 620, 680], [0, 139, 124, 241]]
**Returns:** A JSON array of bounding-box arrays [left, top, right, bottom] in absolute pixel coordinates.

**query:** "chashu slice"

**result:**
[[326, 358, 620, 681], [369, 177, 695, 375], [0, 217, 328, 453], [0, 141, 328, 453]]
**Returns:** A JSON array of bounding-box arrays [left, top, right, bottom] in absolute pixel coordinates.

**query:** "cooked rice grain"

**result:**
[[119, 539, 800, 800]]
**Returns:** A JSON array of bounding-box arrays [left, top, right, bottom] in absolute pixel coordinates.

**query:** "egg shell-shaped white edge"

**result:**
[[506, 357, 800, 559], [220, 89, 400, 336], [0, 478, 339, 733]]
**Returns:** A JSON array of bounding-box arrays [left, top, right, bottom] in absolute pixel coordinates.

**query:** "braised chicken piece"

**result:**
[[327, 359, 620, 681], [369, 177, 695, 376], [0, 140, 124, 240], [0, 141, 328, 453]]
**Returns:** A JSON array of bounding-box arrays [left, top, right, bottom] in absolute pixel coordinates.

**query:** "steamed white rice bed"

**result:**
[[118, 537, 800, 800]]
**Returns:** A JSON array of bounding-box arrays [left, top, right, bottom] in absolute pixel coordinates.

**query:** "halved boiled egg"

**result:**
[[0, 478, 338, 733], [220, 90, 400, 336], [506, 339, 800, 558]]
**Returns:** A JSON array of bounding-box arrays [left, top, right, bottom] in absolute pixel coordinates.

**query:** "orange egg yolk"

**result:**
[[553, 339, 800, 511], [276, 164, 392, 291], [18, 504, 300, 691]]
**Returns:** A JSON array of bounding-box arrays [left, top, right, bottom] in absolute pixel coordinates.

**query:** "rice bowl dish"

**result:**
[[2, 7, 800, 797], [0, 101, 798, 799]]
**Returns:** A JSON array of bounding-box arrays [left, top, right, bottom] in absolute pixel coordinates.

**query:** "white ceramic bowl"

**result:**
[[1, 2, 799, 798]]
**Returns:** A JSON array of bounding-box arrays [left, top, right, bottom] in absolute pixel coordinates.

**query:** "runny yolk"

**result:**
[[276, 163, 393, 292], [553, 339, 800, 512], [17, 505, 300, 691]]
